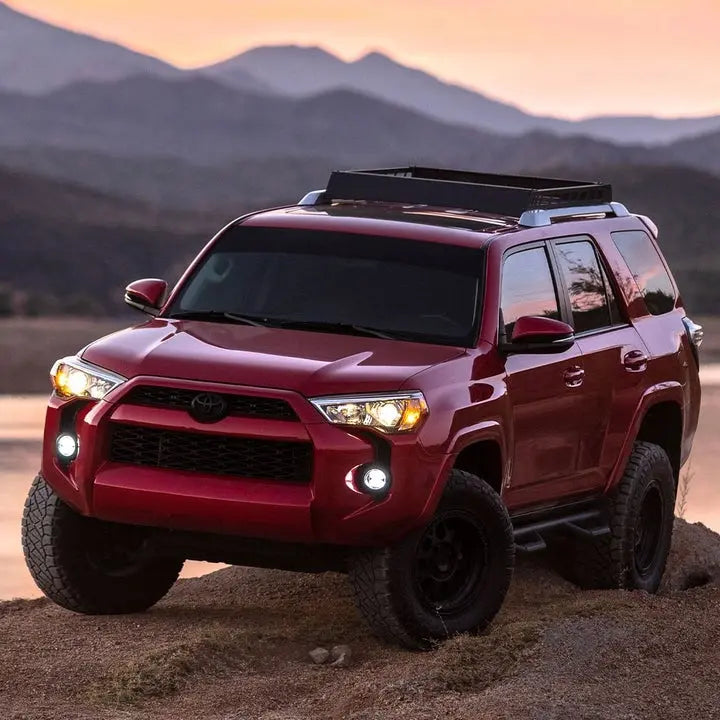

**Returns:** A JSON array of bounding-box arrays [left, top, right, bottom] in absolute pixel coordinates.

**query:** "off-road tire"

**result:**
[[349, 469, 514, 649], [22, 475, 184, 614], [566, 441, 675, 592]]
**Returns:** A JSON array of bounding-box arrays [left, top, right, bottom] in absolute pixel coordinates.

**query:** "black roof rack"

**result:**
[[322, 167, 612, 218]]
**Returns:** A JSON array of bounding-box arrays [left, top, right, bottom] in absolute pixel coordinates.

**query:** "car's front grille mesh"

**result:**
[[122, 385, 298, 421], [108, 424, 312, 483]]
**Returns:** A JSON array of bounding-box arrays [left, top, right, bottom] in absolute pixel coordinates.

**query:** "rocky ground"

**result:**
[[1, 519, 719, 720]]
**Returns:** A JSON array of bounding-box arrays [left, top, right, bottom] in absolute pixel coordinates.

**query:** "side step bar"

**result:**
[[512, 505, 610, 553]]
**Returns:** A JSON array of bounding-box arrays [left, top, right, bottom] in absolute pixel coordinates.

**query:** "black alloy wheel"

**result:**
[[633, 481, 665, 577], [413, 511, 488, 614]]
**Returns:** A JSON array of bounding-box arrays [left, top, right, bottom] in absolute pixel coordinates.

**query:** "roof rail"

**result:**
[[518, 202, 630, 227], [307, 167, 612, 217]]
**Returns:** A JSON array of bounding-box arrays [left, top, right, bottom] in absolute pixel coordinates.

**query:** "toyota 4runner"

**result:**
[[22, 168, 702, 649]]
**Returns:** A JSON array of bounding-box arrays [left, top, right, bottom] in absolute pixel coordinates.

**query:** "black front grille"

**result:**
[[108, 424, 312, 483], [123, 386, 298, 421]]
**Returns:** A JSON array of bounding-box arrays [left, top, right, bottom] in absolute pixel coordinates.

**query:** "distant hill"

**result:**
[[204, 45, 720, 145], [663, 130, 720, 176], [0, 76, 652, 168], [203, 46, 537, 136], [0, 2, 267, 95], [0, 167, 215, 314], [0, 1, 177, 93], [0, 163, 213, 230], [0, 147, 335, 213]]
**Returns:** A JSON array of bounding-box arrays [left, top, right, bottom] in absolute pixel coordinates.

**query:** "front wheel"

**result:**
[[22, 475, 183, 614], [349, 469, 514, 649]]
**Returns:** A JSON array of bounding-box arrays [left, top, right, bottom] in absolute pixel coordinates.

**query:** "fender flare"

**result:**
[[604, 381, 684, 493], [418, 420, 507, 522]]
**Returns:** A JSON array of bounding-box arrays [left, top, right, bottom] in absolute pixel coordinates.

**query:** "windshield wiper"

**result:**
[[273, 319, 407, 340], [167, 310, 272, 327], [168, 313, 415, 339]]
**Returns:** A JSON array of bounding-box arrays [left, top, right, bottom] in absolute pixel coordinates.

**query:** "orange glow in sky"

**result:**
[[6, 0, 720, 118]]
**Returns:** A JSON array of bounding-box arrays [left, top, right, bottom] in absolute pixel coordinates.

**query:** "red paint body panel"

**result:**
[[39, 203, 701, 549]]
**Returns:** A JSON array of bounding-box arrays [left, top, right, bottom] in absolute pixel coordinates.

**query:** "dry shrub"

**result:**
[[86, 627, 250, 706], [427, 621, 544, 693], [676, 462, 694, 519]]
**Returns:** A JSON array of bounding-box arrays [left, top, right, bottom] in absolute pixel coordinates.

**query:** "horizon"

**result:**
[[5, 0, 720, 120]]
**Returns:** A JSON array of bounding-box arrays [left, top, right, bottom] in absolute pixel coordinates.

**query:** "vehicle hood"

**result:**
[[81, 319, 466, 396]]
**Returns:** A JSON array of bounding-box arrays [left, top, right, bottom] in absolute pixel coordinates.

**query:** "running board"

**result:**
[[512, 505, 610, 553]]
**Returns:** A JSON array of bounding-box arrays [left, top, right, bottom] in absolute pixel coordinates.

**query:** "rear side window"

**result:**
[[611, 230, 676, 315], [501, 247, 560, 337], [554, 238, 621, 333]]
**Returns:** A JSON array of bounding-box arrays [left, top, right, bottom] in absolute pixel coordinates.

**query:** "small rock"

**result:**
[[330, 644, 352, 668], [309, 647, 330, 664]]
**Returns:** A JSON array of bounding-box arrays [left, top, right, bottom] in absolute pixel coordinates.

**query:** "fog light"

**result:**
[[359, 465, 391, 496], [56, 433, 78, 460]]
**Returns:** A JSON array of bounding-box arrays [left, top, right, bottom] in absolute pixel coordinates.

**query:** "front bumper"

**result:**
[[41, 376, 448, 546]]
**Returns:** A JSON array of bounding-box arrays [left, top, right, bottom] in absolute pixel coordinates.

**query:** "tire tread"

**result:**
[[22, 475, 182, 614]]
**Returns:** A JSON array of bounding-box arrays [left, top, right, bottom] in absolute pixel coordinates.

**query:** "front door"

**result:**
[[500, 244, 589, 508]]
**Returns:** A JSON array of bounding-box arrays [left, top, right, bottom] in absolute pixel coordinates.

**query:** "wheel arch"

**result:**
[[452, 439, 505, 495], [420, 422, 507, 524], [635, 400, 683, 482], [606, 385, 684, 492]]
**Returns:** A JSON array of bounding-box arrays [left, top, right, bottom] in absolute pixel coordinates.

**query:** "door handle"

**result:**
[[563, 365, 585, 388], [623, 350, 648, 373]]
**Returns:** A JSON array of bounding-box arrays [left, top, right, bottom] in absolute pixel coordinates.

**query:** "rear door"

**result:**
[[550, 234, 649, 488]]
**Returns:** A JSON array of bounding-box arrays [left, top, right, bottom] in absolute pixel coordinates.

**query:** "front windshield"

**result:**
[[167, 226, 484, 346]]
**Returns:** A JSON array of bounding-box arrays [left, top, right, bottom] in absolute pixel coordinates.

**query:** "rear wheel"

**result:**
[[22, 475, 183, 614], [349, 469, 514, 649], [564, 442, 675, 592]]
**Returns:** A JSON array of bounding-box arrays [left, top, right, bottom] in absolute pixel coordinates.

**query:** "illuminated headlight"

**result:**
[[50, 356, 126, 400], [310, 392, 428, 433]]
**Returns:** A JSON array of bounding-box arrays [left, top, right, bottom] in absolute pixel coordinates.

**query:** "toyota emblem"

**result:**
[[189, 392, 228, 423]]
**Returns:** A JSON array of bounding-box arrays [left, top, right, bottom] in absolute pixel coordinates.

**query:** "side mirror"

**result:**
[[500, 315, 575, 354], [124, 278, 168, 316]]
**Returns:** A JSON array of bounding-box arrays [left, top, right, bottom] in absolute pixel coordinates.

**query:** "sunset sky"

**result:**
[[7, 0, 720, 118]]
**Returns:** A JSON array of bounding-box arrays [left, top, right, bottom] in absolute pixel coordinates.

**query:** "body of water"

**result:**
[[2, 367, 719, 599]]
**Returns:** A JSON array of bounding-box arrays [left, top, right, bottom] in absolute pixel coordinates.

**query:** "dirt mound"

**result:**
[[661, 519, 720, 591], [1, 519, 719, 720]]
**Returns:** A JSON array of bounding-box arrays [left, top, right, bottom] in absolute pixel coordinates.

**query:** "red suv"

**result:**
[[22, 168, 702, 649]]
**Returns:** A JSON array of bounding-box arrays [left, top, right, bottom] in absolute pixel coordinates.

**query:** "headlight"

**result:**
[[310, 391, 428, 433], [50, 356, 126, 400]]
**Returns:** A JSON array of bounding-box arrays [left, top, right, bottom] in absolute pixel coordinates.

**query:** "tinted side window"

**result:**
[[501, 247, 560, 337], [555, 239, 616, 333], [611, 230, 676, 315]]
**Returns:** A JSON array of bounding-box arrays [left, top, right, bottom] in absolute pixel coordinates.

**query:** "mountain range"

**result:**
[[1, 1, 720, 317], [1, 74, 666, 167], [1, 73, 719, 197], [204, 45, 720, 145], [1, 1, 719, 145]]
